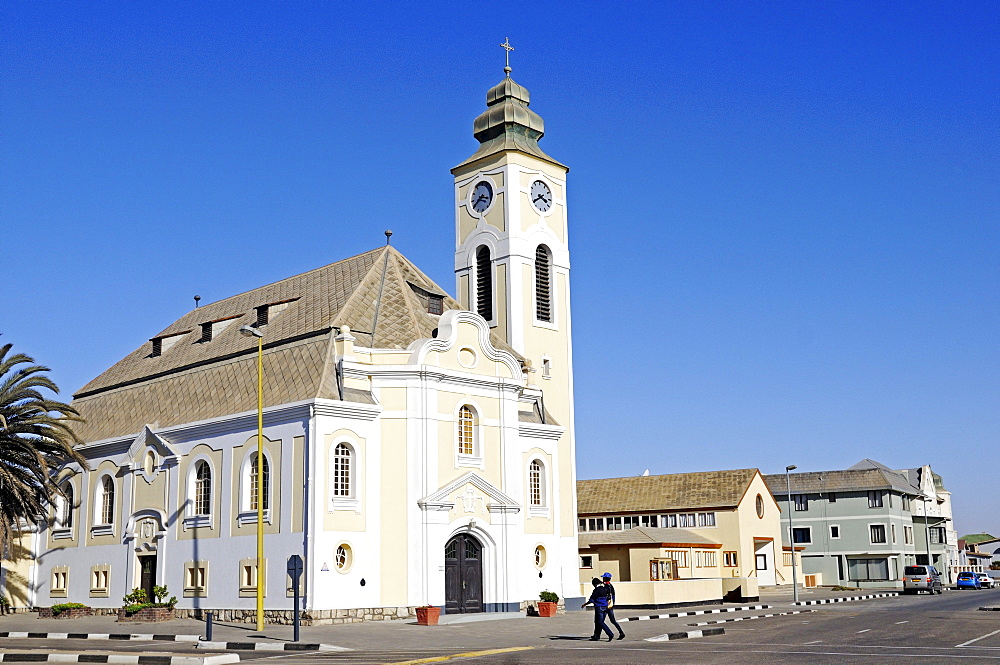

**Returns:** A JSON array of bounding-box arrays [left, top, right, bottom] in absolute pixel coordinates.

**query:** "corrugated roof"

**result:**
[[577, 469, 760, 514], [579, 527, 720, 549], [71, 246, 523, 443], [762, 468, 919, 496]]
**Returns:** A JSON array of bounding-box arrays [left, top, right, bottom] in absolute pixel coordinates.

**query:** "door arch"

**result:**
[[445, 533, 483, 613]]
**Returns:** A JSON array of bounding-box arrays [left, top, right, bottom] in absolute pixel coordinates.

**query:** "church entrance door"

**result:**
[[444, 534, 483, 613], [139, 554, 157, 602]]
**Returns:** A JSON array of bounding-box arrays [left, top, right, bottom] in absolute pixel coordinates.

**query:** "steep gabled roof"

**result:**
[[577, 469, 760, 514], [762, 468, 919, 496], [71, 246, 522, 443]]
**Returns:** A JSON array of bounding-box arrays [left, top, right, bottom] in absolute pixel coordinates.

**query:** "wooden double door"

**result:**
[[444, 534, 483, 613]]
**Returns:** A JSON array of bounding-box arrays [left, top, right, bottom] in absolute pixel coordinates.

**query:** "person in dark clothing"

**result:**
[[601, 572, 626, 640], [581, 577, 614, 641]]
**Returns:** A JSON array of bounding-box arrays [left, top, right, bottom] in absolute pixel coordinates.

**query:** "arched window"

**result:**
[[476, 246, 493, 321], [99, 476, 115, 525], [529, 460, 545, 507], [249, 455, 270, 511], [535, 245, 552, 322], [59, 483, 74, 528], [458, 406, 475, 457], [194, 461, 212, 516], [333, 443, 352, 498]]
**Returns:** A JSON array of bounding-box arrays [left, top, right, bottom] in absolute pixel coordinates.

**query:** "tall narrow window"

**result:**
[[333, 443, 352, 497], [100, 476, 115, 525], [194, 461, 212, 516], [535, 245, 552, 322], [475, 246, 493, 321], [60, 484, 74, 528], [458, 406, 475, 456], [529, 460, 543, 506], [250, 455, 270, 511]]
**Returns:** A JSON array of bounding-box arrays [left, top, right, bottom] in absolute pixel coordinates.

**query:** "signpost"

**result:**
[[287, 555, 303, 642]]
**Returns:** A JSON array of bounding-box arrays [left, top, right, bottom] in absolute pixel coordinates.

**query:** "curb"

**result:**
[[645, 627, 725, 642], [794, 592, 899, 606], [624, 604, 769, 622], [0, 654, 238, 665], [196, 641, 348, 652], [688, 609, 814, 626], [0, 632, 201, 642]]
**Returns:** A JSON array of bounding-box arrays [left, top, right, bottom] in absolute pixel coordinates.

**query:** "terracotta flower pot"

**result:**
[[415, 606, 441, 625], [537, 601, 558, 617]]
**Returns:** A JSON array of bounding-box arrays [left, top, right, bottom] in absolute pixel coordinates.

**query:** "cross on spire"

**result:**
[[501, 37, 514, 76]]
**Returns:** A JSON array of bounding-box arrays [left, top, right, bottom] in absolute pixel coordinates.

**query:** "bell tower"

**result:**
[[451, 47, 573, 430]]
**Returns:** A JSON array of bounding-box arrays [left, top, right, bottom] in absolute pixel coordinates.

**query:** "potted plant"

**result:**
[[415, 605, 441, 626], [537, 590, 559, 617]]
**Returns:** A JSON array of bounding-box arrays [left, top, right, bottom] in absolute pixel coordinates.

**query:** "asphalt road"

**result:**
[[2, 590, 998, 664], [248, 589, 1000, 664]]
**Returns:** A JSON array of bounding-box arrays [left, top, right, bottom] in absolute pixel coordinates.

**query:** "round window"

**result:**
[[756, 493, 765, 519], [534, 545, 546, 569], [335, 543, 354, 573]]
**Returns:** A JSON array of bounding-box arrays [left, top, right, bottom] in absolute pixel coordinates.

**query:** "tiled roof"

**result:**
[[762, 468, 919, 496], [71, 246, 523, 443], [576, 469, 760, 514], [579, 527, 720, 549]]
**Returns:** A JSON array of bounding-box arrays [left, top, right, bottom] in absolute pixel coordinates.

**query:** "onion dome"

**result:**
[[453, 71, 566, 172]]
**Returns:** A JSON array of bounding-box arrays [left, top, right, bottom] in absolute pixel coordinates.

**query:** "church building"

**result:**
[[23, 63, 582, 622]]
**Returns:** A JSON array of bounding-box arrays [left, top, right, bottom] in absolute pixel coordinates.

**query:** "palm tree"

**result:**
[[0, 343, 88, 554]]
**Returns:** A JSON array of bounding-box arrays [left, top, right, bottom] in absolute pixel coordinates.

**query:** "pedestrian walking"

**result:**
[[581, 577, 614, 641], [601, 572, 626, 640]]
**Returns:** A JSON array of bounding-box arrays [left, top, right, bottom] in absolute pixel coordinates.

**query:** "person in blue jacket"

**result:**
[[601, 572, 626, 640], [581, 577, 614, 641]]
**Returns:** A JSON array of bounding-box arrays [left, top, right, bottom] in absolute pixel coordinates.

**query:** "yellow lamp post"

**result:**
[[240, 324, 265, 631]]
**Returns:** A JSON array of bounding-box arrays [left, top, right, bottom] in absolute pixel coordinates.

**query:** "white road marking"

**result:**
[[896, 621, 909, 624], [857, 629, 871, 633], [957, 629, 1000, 648], [803, 640, 823, 644]]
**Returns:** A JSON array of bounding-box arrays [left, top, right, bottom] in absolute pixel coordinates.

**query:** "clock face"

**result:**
[[530, 180, 552, 212], [471, 181, 494, 213]]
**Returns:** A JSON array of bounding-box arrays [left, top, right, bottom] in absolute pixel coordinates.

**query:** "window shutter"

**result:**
[[535, 245, 551, 322], [476, 246, 493, 321]]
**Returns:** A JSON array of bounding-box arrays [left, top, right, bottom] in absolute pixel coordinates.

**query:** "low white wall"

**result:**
[[580, 578, 724, 607]]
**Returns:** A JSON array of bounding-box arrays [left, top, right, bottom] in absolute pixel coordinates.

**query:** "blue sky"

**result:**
[[3, 2, 997, 537]]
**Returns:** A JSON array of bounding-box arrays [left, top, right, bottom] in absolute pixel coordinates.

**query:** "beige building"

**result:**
[[17, 65, 583, 620], [577, 469, 792, 606]]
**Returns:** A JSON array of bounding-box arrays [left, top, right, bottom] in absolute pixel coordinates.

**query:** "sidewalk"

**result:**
[[0, 587, 901, 653]]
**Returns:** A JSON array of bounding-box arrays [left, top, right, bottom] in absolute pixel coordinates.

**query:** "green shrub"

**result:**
[[121, 586, 177, 614], [538, 591, 559, 603], [51, 602, 88, 615], [123, 588, 147, 605]]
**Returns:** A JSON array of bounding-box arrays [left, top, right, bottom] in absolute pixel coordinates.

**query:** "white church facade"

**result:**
[[22, 66, 583, 622]]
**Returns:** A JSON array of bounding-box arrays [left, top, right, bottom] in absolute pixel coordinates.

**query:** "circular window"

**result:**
[[534, 545, 546, 569], [335, 543, 354, 573], [458, 348, 477, 368], [756, 494, 765, 519]]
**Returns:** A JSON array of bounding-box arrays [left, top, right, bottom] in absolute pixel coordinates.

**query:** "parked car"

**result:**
[[976, 573, 994, 589], [956, 571, 982, 589], [902, 565, 943, 594]]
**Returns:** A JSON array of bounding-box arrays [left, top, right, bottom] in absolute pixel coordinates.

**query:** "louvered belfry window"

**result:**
[[535, 245, 552, 322], [476, 246, 493, 321], [256, 305, 269, 327]]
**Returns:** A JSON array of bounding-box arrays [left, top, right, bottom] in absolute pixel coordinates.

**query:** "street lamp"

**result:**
[[240, 324, 265, 632], [921, 493, 934, 572], [785, 465, 799, 604]]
